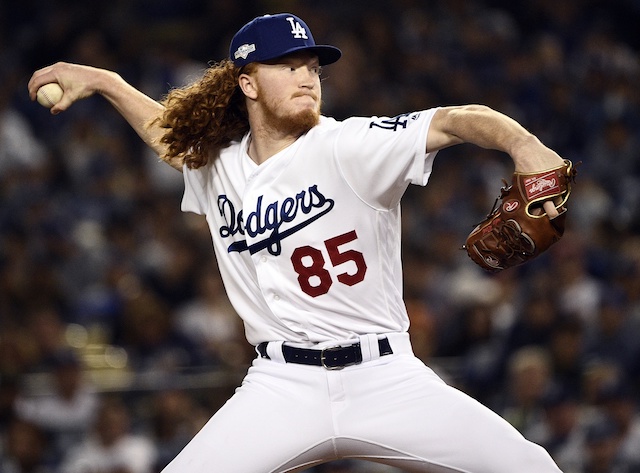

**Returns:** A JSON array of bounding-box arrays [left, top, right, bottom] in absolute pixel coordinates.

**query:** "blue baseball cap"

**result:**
[[230, 13, 342, 67]]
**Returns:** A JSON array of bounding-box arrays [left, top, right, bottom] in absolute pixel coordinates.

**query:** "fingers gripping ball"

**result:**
[[36, 83, 64, 108], [464, 159, 578, 272]]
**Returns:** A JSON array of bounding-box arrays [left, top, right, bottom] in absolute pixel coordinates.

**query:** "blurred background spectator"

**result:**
[[1, 0, 639, 471], [0, 417, 52, 473], [59, 395, 157, 473], [13, 348, 98, 466]]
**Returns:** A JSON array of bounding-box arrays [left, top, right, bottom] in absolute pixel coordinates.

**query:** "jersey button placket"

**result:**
[[255, 253, 281, 303]]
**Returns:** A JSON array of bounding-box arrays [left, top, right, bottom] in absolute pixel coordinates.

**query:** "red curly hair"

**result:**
[[150, 59, 253, 169]]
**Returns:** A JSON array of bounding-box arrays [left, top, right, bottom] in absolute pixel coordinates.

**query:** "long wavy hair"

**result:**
[[149, 59, 253, 169]]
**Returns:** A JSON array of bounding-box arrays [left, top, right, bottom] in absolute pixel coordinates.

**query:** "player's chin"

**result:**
[[290, 99, 319, 116], [283, 109, 320, 135], [293, 96, 320, 113], [298, 109, 320, 133], [299, 107, 320, 123]]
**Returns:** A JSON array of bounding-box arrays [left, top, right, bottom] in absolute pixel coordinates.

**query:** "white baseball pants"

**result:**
[[161, 332, 562, 473]]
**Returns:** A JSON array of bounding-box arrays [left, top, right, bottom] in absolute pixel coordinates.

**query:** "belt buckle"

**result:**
[[320, 344, 359, 370]]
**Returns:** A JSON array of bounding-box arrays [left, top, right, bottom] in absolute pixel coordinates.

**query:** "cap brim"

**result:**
[[310, 45, 342, 66], [270, 45, 342, 66]]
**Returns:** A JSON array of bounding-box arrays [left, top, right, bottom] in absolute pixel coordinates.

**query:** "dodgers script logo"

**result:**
[[218, 185, 334, 256]]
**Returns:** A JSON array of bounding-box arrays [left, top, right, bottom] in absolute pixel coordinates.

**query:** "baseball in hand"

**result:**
[[36, 83, 64, 108]]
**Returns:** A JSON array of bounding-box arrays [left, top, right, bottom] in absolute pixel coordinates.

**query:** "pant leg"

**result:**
[[161, 357, 339, 473], [335, 354, 562, 473]]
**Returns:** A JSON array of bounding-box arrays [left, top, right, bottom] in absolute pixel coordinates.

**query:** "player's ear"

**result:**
[[238, 73, 258, 100]]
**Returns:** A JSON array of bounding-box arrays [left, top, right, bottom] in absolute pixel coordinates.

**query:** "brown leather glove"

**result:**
[[464, 159, 578, 272]]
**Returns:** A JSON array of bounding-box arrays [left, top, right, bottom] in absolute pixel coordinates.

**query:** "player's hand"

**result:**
[[28, 62, 111, 114], [542, 200, 559, 219], [510, 138, 565, 218]]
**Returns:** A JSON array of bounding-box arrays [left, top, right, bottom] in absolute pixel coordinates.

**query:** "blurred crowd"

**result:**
[[1, 0, 640, 472]]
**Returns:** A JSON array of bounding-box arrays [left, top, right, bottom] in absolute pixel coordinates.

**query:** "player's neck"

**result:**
[[246, 129, 300, 165]]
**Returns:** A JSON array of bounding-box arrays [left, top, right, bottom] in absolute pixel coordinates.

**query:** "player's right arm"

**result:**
[[27, 62, 182, 171]]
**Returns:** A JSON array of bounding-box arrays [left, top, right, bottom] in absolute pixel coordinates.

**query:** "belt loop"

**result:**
[[359, 333, 381, 362], [266, 341, 286, 363]]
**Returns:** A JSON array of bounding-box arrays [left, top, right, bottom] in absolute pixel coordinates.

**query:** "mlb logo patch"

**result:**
[[234, 43, 256, 60]]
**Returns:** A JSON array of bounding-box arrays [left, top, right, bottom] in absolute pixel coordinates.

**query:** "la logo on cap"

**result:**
[[286, 17, 308, 39]]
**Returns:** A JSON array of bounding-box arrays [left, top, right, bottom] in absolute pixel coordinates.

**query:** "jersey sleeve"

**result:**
[[181, 163, 210, 215], [335, 107, 440, 209]]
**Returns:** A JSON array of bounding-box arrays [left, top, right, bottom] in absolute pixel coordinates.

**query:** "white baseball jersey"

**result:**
[[171, 109, 564, 473], [181, 109, 439, 346]]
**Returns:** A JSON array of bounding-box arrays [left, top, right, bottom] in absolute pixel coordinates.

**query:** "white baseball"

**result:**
[[36, 83, 64, 108]]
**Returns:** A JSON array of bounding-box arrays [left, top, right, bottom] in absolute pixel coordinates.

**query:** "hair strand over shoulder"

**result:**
[[148, 59, 250, 169]]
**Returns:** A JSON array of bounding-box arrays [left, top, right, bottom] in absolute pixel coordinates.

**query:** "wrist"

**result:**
[[512, 135, 563, 172]]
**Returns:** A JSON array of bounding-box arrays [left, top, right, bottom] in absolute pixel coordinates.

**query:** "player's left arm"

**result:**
[[426, 105, 565, 174]]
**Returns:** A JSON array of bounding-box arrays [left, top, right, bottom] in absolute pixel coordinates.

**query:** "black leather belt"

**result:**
[[257, 338, 393, 370]]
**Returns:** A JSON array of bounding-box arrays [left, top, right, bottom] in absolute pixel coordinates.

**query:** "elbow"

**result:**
[[441, 104, 492, 130], [435, 104, 492, 144]]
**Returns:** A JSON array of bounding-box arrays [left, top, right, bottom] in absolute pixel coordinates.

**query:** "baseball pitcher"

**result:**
[[28, 12, 573, 473]]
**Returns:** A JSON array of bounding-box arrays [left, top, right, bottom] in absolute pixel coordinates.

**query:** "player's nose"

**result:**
[[296, 67, 317, 87]]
